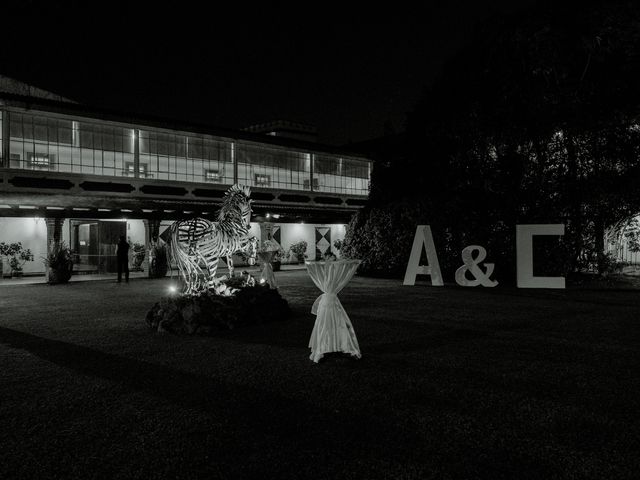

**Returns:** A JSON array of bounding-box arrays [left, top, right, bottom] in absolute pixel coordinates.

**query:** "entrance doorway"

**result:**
[[70, 220, 126, 273]]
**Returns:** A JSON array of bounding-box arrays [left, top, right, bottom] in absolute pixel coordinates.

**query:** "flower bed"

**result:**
[[146, 280, 290, 335]]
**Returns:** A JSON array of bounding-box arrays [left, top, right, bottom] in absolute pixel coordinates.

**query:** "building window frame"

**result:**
[[254, 173, 271, 187], [124, 161, 150, 178], [27, 152, 54, 170]]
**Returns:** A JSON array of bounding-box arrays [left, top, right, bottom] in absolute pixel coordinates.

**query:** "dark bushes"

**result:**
[[146, 283, 290, 335]]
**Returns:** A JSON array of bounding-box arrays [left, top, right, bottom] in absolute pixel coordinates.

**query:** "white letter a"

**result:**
[[403, 225, 444, 286]]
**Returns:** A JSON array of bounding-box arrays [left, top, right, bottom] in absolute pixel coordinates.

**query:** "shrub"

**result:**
[[341, 202, 430, 277], [1, 242, 34, 275], [150, 243, 168, 278], [146, 279, 290, 334]]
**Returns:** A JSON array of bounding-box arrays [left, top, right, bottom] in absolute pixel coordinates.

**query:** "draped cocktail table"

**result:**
[[305, 259, 361, 363], [257, 251, 277, 289]]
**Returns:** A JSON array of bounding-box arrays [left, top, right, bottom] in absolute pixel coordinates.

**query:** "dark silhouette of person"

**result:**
[[116, 235, 130, 283]]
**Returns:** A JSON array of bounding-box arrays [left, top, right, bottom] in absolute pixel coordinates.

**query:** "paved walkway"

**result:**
[[0, 263, 307, 286]]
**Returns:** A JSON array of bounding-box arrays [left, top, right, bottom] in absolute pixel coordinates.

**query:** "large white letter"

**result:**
[[403, 225, 443, 286], [516, 224, 565, 289]]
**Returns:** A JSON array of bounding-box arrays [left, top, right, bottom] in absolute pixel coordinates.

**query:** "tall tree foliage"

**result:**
[[346, 0, 640, 278]]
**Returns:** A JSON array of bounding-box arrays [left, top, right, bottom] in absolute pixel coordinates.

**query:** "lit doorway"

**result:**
[[70, 220, 126, 273]]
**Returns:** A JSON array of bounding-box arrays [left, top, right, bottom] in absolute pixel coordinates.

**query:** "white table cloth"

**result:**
[[306, 259, 361, 363], [257, 251, 278, 289]]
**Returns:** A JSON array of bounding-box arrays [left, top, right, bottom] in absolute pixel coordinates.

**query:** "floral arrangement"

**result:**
[[207, 271, 258, 297], [273, 247, 286, 262], [257, 240, 285, 263], [146, 268, 290, 335], [259, 239, 280, 253], [288, 240, 308, 263], [132, 243, 146, 271], [257, 239, 282, 266], [323, 251, 337, 261]]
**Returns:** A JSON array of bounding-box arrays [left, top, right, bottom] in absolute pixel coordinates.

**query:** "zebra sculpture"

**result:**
[[168, 184, 257, 294]]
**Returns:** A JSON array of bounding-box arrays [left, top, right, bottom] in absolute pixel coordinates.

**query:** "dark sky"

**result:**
[[2, 2, 536, 145]]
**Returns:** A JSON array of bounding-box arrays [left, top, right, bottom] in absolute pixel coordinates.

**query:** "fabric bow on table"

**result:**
[[311, 292, 341, 315]]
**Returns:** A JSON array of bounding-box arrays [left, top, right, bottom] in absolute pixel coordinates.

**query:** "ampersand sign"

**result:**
[[455, 245, 498, 287]]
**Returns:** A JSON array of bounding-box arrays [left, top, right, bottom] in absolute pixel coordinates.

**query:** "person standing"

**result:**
[[116, 235, 130, 283]]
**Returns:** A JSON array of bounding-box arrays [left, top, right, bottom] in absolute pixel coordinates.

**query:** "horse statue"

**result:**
[[168, 184, 257, 294]]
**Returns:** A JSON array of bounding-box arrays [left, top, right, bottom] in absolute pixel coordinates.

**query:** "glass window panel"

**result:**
[[79, 128, 93, 149], [103, 151, 115, 168], [93, 130, 103, 150], [2, 110, 372, 192], [9, 113, 21, 138], [101, 131, 115, 151], [313, 155, 370, 195], [16, 115, 31, 139], [58, 126, 72, 145], [32, 116, 47, 142]]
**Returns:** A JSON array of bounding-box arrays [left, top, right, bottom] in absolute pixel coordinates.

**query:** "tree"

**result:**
[[346, 0, 640, 278]]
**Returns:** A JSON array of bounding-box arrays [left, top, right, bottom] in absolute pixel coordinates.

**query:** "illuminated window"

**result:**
[[255, 174, 271, 186], [27, 153, 53, 170], [204, 169, 221, 182], [124, 162, 149, 178], [303, 178, 319, 190]]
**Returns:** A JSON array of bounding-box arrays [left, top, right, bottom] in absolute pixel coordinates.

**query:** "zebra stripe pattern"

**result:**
[[169, 184, 257, 294]]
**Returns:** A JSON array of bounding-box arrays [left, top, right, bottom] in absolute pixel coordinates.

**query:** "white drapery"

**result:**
[[306, 259, 361, 363], [258, 251, 277, 289]]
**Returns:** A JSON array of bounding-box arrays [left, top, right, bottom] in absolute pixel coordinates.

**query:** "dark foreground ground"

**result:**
[[0, 272, 639, 480]]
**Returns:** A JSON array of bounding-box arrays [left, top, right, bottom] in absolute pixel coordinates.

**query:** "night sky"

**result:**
[[3, 2, 536, 145]]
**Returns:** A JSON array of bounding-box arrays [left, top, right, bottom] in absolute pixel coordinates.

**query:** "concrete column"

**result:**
[[143, 218, 161, 276], [309, 153, 314, 192], [133, 129, 140, 178], [45, 217, 65, 282], [1, 110, 9, 168], [232, 142, 238, 184]]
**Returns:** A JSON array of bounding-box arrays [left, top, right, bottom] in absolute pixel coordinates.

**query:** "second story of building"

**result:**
[[0, 84, 371, 223]]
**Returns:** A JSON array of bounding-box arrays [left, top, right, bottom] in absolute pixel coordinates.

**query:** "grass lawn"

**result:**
[[0, 271, 639, 479]]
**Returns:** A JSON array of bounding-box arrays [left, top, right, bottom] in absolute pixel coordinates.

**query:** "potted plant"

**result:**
[[0, 242, 10, 278], [288, 240, 308, 264], [272, 247, 285, 271], [43, 242, 74, 284], [149, 242, 168, 278], [132, 243, 146, 271], [333, 239, 343, 258], [1, 242, 34, 278]]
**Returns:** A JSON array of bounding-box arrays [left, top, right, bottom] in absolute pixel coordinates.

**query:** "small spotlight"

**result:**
[[260, 278, 266, 284], [266, 213, 271, 219], [168, 286, 177, 293]]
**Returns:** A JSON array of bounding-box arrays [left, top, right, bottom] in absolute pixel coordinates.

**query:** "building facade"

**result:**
[[0, 82, 371, 277]]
